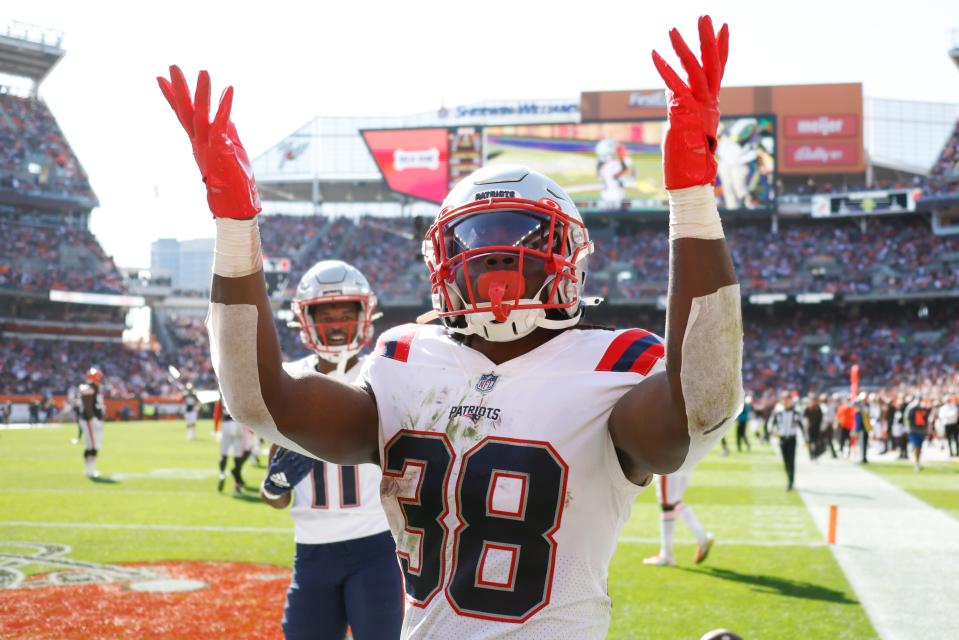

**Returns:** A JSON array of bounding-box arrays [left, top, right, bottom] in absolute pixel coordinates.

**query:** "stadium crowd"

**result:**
[[0, 218, 127, 294], [595, 217, 959, 298], [0, 337, 168, 399], [257, 214, 959, 304], [926, 119, 959, 196], [3, 302, 955, 405], [0, 94, 95, 200]]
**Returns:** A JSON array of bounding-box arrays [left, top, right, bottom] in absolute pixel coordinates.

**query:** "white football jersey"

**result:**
[[283, 355, 390, 545], [360, 323, 666, 639]]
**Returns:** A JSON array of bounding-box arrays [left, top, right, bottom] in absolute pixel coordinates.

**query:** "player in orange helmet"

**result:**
[[78, 367, 106, 478]]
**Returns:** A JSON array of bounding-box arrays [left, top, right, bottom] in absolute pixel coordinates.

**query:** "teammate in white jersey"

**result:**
[[161, 17, 743, 637], [643, 471, 714, 567], [214, 400, 250, 494], [260, 260, 402, 640]]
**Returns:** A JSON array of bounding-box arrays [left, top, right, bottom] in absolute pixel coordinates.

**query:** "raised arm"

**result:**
[[609, 17, 743, 479], [157, 66, 378, 464]]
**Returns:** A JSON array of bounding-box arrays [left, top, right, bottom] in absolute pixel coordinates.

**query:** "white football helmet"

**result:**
[[422, 164, 594, 342], [290, 260, 379, 364], [595, 138, 617, 160]]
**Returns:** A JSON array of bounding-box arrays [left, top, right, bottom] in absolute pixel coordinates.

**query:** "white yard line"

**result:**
[[0, 521, 292, 534], [795, 454, 959, 640]]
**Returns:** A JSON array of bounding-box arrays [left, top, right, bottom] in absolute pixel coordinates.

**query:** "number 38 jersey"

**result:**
[[359, 323, 666, 639]]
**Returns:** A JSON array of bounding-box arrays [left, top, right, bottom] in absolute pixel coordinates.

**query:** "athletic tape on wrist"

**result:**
[[260, 483, 287, 501], [668, 185, 724, 241], [207, 302, 319, 460], [213, 218, 263, 278], [678, 283, 744, 471]]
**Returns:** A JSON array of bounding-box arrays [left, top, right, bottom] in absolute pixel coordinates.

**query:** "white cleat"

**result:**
[[695, 533, 715, 564], [643, 554, 675, 567]]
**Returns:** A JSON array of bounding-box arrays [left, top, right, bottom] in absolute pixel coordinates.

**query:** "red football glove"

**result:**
[[157, 65, 261, 219], [652, 16, 729, 190]]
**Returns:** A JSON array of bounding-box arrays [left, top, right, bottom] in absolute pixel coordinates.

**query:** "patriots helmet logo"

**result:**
[[475, 373, 499, 394]]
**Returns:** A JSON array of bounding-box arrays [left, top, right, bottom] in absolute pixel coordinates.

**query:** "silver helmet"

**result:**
[[422, 164, 594, 342], [290, 260, 379, 364]]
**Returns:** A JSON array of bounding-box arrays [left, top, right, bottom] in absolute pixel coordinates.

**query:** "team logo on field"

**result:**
[[475, 373, 499, 394]]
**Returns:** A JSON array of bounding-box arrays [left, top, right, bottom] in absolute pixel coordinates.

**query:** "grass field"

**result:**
[[0, 420, 878, 639], [866, 457, 959, 521]]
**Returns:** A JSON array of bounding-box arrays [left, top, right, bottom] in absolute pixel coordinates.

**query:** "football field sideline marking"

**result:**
[[0, 521, 292, 534], [796, 453, 959, 640], [618, 536, 823, 548]]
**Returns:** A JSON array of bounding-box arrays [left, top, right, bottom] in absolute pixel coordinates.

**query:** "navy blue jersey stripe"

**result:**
[[383, 339, 398, 359], [610, 334, 662, 372]]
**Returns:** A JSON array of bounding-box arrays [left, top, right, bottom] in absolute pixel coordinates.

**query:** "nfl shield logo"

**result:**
[[475, 373, 499, 394]]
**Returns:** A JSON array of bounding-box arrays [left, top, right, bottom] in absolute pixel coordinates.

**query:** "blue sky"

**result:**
[[4, 0, 958, 267]]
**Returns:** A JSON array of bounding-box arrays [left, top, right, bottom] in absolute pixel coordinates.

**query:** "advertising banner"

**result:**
[[783, 142, 860, 167], [785, 114, 858, 138], [361, 128, 449, 203]]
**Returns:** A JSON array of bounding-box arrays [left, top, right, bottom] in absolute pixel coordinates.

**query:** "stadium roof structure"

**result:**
[[0, 21, 65, 90]]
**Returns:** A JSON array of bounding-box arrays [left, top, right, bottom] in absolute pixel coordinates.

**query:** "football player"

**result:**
[[159, 16, 742, 638], [182, 382, 199, 440], [595, 138, 634, 209], [213, 399, 248, 493], [258, 260, 403, 640], [643, 471, 714, 567], [78, 368, 105, 478]]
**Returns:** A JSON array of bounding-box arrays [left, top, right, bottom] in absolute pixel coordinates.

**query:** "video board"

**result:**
[[361, 116, 776, 212]]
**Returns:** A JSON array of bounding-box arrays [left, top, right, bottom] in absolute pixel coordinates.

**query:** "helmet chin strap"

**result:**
[[446, 276, 591, 342]]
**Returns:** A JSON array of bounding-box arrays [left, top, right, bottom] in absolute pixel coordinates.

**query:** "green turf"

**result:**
[[0, 421, 293, 572], [865, 458, 959, 521], [0, 421, 875, 638], [607, 446, 875, 640]]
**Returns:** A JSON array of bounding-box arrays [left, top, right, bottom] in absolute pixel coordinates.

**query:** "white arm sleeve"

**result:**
[[207, 301, 320, 460], [677, 283, 745, 471]]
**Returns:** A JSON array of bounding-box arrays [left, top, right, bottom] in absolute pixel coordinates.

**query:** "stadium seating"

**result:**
[[0, 94, 95, 201], [265, 213, 959, 302], [927, 119, 959, 196], [0, 217, 127, 295]]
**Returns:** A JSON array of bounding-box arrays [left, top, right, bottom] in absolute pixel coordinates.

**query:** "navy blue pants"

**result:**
[[282, 530, 404, 640]]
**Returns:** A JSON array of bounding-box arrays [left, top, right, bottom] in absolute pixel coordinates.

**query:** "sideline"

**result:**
[[794, 452, 959, 640]]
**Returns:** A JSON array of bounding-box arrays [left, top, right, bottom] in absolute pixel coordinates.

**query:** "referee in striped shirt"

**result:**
[[771, 394, 805, 491]]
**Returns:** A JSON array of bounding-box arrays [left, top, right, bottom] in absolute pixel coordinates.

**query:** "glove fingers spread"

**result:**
[[717, 23, 730, 81], [212, 86, 235, 137], [698, 15, 721, 97], [669, 28, 709, 103], [168, 65, 196, 138], [156, 77, 177, 113], [193, 70, 212, 146], [652, 50, 690, 97], [157, 75, 193, 138]]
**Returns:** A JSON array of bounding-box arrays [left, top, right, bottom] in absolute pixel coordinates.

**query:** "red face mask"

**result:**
[[425, 197, 589, 324]]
